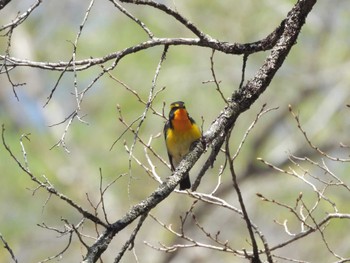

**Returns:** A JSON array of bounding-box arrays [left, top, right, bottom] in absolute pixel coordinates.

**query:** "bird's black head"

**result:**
[[168, 101, 187, 120], [170, 101, 185, 111]]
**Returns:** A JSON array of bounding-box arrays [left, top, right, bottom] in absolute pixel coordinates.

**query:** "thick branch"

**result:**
[[0, 0, 12, 10]]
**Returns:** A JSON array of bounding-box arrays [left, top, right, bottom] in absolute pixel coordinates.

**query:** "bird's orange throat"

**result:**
[[174, 108, 188, 120], [172, 109, 192, 131]]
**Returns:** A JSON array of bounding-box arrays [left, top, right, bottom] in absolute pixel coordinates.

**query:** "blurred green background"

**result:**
[[1, 0, 350, 262]]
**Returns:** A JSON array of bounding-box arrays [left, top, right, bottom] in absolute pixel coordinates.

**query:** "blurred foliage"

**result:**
[[1, 0, 350, 262]]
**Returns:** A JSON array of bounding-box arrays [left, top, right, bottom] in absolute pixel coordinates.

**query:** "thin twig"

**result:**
[[127, 45, 169, 172], [257, 157, 337, 211], [209, 49, 227, 104], [299, 198, 344, 261], [147, 214, 243, 256], [107, 73, 166, 118], [2, 27, 18, 100], [239, 53, 249, 90], [225, 128, 264, 262], [114, 213, 148, 263], [231, 104, 278, 161], [19, 133, 31, 171], [109, 0, 154, 39], [0, 0, 43, 32], [289, 105, 350, 162], [0, 234, 18, 263], [119, 0, 207, 39]]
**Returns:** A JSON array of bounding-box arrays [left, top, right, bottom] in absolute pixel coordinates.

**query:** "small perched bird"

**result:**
[[164, 101, 201, 190]]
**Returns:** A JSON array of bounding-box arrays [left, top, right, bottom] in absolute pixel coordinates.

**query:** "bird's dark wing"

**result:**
[[163, 120, 170, 140], [164, 120, 175, 171], [189, 116, 197, 125]]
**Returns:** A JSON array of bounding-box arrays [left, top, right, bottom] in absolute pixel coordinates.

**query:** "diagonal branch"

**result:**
[[225, 130, 264, 262], [0, 233, 18, 263], [0, 0, 43, 31]]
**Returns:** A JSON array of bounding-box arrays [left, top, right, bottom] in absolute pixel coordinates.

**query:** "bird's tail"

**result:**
[[179, 173, 191, 190]]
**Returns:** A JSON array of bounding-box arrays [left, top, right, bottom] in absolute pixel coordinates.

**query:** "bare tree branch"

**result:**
[[0, 0, 42, 30], [225, 132, 264, 263], [0, 19, 284, 72], [0, 233, 18, 263]]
